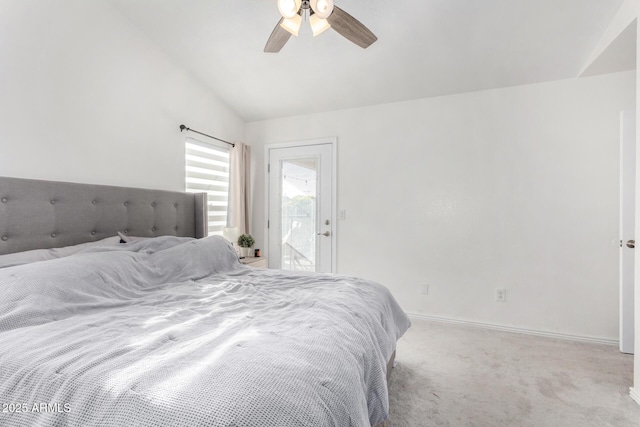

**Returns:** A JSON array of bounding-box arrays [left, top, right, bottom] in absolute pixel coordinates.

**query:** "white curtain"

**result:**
[[229, 142, 251, 236]]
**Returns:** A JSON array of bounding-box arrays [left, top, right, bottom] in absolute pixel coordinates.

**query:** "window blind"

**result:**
[[185, 138, 230, 236]]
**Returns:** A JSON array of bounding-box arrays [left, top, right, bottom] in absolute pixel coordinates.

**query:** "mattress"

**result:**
[[0, 236, 410, 426]]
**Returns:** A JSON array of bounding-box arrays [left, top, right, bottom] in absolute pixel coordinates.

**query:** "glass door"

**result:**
[[268, 143, 334, 273]]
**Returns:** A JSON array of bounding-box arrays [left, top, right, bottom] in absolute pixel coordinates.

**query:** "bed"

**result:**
[[0, 176, 410, 427]]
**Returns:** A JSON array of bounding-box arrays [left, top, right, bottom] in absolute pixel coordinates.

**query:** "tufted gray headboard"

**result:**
[[0, 176, 208, 255]]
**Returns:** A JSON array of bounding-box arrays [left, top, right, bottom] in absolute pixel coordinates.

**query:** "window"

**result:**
[[185, 138, 230, 236]]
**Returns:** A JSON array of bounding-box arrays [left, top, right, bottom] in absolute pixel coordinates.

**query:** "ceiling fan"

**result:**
[[264, 0, 377, 53]]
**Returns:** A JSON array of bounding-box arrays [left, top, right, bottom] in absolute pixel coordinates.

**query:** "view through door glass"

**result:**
[[281, 157, 318, 271]]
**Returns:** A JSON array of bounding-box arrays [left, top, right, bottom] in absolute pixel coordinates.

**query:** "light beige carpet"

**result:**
[[386, 318, 640, 426]]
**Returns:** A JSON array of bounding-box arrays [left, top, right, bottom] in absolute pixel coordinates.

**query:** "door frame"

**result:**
[[264, 137, 338, 273]]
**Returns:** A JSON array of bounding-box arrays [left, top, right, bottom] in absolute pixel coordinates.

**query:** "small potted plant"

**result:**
[[237, 234, 255, 258]]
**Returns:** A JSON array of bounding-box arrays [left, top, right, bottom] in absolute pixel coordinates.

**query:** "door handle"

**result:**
[[317, 231, 330, 237], [627, 240, 635, 249]]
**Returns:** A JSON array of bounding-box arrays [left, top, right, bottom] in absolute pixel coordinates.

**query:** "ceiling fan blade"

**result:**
[[326, 6, 377, 49], [264, 18, 292, 53]]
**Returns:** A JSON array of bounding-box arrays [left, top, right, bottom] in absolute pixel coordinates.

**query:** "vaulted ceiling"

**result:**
[[108, 0, 628, 122]]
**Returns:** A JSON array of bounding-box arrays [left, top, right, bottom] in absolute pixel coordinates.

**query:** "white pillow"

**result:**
[[0, 236, 121, 269]]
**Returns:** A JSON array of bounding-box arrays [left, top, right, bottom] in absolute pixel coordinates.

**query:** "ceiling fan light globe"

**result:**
[[280, 14, 302, 36], [310, 0, 334, 19], [310, 14, 331, 36], [278, 0, 302, 19]]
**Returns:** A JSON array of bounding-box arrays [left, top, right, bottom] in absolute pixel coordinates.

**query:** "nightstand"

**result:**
[[240, 257, 268, 268]]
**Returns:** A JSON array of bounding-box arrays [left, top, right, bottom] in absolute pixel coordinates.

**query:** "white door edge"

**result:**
[[264, 137, 337, 273], [621, 110, 636, 354]]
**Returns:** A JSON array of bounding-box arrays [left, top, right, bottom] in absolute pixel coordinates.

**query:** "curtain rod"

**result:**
[[179, 124, 235, 148]]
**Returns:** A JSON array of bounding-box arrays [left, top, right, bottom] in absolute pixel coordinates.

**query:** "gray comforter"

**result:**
[[0, 236, 410, 427]]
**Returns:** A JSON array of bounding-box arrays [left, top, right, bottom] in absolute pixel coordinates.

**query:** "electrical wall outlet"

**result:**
[[496, 289, 506, 302], [420, 284, 429, 295], [339, 209, 346, 220]]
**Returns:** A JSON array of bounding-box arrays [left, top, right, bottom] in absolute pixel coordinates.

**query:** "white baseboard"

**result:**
[[630, 388, 640, 405], [406, 312, 619, 347]]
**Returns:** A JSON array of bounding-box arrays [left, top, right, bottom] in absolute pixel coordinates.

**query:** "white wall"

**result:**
[[247, 71, 635, 341], [0, 0, 244, 192]]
